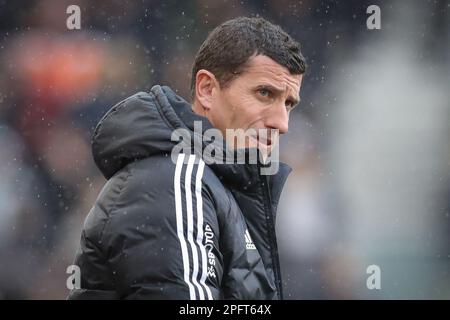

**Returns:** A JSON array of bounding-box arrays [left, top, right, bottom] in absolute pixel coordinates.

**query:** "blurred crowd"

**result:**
[[0, 0, 448, 299]]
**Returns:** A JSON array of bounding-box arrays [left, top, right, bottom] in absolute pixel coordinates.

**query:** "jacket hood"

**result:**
[[92, 86, 187, 180], [92, 85, 291, 203]]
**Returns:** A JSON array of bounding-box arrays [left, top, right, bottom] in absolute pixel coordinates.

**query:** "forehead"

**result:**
[[239, 54, 302, 91]]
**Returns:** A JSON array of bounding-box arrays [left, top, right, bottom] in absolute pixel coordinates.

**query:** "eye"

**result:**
[[258, 88, 270, 97]]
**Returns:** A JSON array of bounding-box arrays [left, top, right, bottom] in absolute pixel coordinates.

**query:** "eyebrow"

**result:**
[[256, 84, 301, 105]]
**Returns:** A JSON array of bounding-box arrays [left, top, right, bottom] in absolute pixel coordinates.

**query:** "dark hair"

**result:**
[[190, 16, 307, 99]]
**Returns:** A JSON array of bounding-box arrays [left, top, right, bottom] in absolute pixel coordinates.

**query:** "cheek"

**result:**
[[222, 87, 263, 127], [210, 91, 237, 130], [227, 95, 255, 120]]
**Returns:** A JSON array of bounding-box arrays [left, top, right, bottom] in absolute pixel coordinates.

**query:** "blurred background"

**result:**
[[0, 0, 448, 299]]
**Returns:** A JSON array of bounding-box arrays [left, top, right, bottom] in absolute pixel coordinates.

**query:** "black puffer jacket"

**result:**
[[68, 85, 291, 300]]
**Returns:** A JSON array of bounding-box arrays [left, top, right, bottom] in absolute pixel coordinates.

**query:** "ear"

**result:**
[[194, 69, 219, 111]]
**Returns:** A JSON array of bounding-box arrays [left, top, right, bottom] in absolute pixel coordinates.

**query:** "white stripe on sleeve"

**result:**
[[185, 154, 205, 299], [195, 159, 214, 300], [174, 153, 196, 299]]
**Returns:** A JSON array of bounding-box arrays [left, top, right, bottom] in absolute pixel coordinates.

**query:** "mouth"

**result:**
[[249, 133, 273, 150], [259, 134, 272, 146]]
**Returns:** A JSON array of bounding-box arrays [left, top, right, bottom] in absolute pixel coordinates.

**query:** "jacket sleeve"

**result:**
[[70, 155, 223, 299]]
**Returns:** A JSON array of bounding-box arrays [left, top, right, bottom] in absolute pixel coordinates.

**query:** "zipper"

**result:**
[[257, 166, 283, 300]]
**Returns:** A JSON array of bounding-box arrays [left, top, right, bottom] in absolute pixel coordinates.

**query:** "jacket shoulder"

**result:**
[[99, 155, 176, 219]]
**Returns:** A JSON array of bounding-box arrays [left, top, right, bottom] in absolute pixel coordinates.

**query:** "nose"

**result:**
[[265, 103, 289, 135]]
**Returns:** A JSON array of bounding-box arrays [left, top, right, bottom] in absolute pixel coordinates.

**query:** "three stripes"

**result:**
[[174, 153, 214, 300]]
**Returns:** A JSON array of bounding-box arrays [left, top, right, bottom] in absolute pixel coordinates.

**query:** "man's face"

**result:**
[[207, 55, 303, 153]]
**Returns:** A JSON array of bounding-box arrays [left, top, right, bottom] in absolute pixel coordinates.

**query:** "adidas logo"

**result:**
[[244, 229, 256, 250]]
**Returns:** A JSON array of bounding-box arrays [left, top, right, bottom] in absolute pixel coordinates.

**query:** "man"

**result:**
[[68, 17, 306, 300]]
